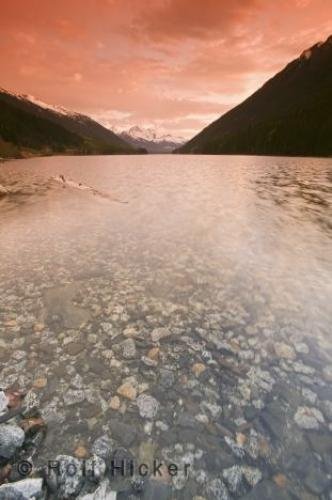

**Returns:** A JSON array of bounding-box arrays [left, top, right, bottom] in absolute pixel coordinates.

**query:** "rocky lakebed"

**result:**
[[0, 274, 331, 500]]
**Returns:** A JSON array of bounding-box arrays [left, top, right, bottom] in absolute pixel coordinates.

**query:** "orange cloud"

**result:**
[[0, 0, 331, 138]]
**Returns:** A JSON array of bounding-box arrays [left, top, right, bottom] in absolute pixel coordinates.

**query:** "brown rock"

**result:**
[[258, 436, 271, 458], [273, 474, 288, 488], [20, 417, 46, 434], [236, 432, 247, 446], [274, 342, 296, 360], [4, 319, 17, 327], [192, 363, 206, 377], [110, 396, 121, 410], [117, 382, 137, 401], [123, 327, 140, 338], [33, 378, 47, 389], [74, 445, 89, 459], [33, 323, 45, 333], [147, 347, 160, 361], [0, 464, 12, 485]]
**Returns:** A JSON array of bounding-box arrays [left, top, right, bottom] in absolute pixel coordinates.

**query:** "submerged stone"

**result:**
[[274, 342, 296, 360], [151, 327, 171, 342], [121, 338, 136, 359], [91, 435, 115, 463], [222, 466, 246, 495], [205, 478, 230, 500], [0, 391, 8, 415], [117, 382, 137, 401], [294, 406, 325, 430], [137, 394, 159, 419], [48, 455, 84, 498], [0, 424, 25, 459], [0, 478, 44, 500]]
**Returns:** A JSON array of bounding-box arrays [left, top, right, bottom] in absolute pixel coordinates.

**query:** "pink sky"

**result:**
[[1, 0, 331, 138]]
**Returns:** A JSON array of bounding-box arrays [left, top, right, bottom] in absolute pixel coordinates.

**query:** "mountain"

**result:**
[[0, 89, 136, 158], [178, 35, 332, 157], [118, 126, 185, 153]]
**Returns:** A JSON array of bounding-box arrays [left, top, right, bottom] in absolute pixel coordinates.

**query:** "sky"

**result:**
[[1, 0, 331, 139]]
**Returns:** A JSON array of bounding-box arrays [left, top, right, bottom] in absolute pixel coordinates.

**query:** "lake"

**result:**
[[0, 155, 331, 498]]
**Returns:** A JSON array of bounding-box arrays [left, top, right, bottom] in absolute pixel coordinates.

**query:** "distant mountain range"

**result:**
[[116, 126, 185, 153], [0, 90, 136, 158], [178, 35, 332, 157]]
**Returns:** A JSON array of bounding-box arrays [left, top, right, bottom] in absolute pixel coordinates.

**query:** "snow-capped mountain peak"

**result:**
[[127, 126, 157, 141], [117, 126, 185, 153], [123, 126, 184, 144]]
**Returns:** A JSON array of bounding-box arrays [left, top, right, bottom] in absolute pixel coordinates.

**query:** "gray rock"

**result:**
[[0, 424, 25, 459], [0, 391, 8, 415], [241, 466, 262, 487], [71, 374, 85, 390], [121, 338, 136, 359], [224, 436, 245, 459], [205, 478, 230, 500], [40, 398, 65, 425], [247, 367, 275, 392], [141, 356, 158, 368], [151, 327, 171, 342], [200, 401, 222, 419], [294, 406, 324, 430], [294, 342, 309, 354], [48, 455, 84, 498], [85, 454, 107, 482], [0, 478, 44, 500], [222, 466, 245, 495], [91, 435, 114, 463], [159, 369, 175, 389], [302, 388, 317, 404], [63, 389, 85, 406], [22, 391, 41, 416], [137, 394, 159, 419], [293, 361, 315, 375]]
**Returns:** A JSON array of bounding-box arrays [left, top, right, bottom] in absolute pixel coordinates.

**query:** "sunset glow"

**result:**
[[1, 0, 331, 138]]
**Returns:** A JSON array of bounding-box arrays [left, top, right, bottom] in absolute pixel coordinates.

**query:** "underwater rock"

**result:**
[[294, 406, 325, 430], [0, 424, 25, 459], [137, 394, 159, 419], [0, 478, 44, 500]]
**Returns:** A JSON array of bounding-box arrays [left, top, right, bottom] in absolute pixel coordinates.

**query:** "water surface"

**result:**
[[0, 155, 331, 498]]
